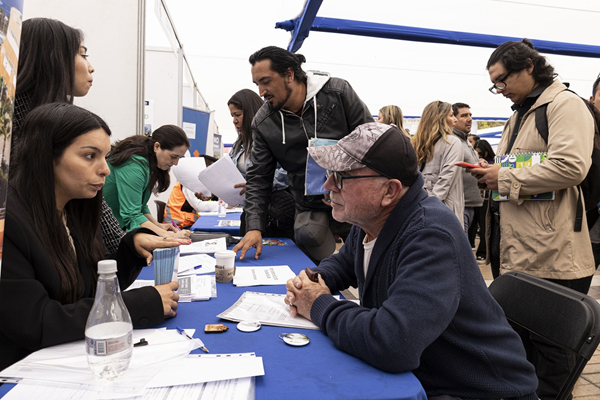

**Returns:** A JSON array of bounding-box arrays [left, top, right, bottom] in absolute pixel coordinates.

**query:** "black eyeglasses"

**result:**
[[489, 71, 513, 94], [327, 170, 385, 190]]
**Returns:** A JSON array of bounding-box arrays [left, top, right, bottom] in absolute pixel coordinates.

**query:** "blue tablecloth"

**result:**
[[0, 238, 426, 400], [190, 212, 242, 235]]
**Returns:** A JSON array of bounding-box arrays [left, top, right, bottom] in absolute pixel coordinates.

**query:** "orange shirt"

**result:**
[[165, 182, 198, 228]]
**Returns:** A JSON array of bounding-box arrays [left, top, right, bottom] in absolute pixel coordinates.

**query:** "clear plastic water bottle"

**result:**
[[85, 259, 133, 380], [217, 199, 226, 217]]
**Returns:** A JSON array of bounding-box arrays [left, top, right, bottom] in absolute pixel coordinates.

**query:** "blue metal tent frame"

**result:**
[[276, 0, 598, 141], [276, 1, 600, 58]]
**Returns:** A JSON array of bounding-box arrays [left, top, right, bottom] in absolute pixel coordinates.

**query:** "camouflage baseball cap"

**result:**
[[308, 122, 419, 186]]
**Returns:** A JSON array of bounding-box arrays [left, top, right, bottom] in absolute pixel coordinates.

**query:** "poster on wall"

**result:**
[[144, 99, 154, 135], [182, 106, 210, 157], [213, 134, 222, 159], [0, 1, 23, 272]]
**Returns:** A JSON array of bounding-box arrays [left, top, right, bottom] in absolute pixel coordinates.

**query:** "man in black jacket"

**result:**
[[233, 46, 373, 263]]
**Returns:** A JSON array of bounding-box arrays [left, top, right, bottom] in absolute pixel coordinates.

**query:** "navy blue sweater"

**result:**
[[311, 174, 538, 399]]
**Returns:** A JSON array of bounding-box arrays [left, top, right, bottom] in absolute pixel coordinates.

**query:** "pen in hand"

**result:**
[[171, 221, 181, 232], [176, 326, 209, 353]]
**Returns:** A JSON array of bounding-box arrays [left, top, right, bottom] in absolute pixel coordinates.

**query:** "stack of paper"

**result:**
[[178, 275, 216, 302], [217, 291, 320, 330], [153, 247, 180, 285], [0, 329, 264, 400], [179, 237, 227, 256], [3, 376, 255, 400], [233, 265, 296, 287], [197, 154, 246, 206], [171, 157, 211, 197]]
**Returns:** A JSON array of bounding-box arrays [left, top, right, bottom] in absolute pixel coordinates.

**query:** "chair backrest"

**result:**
[[154, 200, 166, 224], [489, 271, 600, 400]]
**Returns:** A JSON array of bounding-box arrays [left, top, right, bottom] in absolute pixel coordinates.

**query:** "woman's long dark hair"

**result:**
[[10, 103, 110, 304], [228, 89, 264, 156], [474, 139, 496, 163], [16, 18, 83, 109], [13, 18, 84, 145], [108, 125, 190, 195]]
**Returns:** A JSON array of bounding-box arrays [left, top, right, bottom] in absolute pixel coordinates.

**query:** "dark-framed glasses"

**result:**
[[489, 71, 513, 94], [326, 170, 385, 190]]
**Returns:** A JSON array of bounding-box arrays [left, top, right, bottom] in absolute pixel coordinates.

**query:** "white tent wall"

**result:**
[[145, 47, 179, 128], [20, 2, 211, 222], [23, 0, 145, 142], [144, 46, 181, 216]]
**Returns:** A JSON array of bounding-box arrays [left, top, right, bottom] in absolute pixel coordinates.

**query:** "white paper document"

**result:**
[[178, 254, 217, 275], [138, 377, 254, 400], [171, 157, 211, 197], [198, 207, 243, 217], [233, 265, 296, 287], [178, 275, 216, 301], [0, 329, 201, 398], [147, 353, 263, 389], [179, 237, 227, 256], [217, 291, 319, 330], [124, 280, 154, 291], [3, 377, 255, 400], [182, 121, 196, 140], [126, 276, 215, 301], [197, 154, 246, 206], [218, 220, 240, 227]]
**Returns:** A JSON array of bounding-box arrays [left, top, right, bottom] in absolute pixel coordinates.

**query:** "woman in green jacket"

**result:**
[[104, 125, 190, 236]]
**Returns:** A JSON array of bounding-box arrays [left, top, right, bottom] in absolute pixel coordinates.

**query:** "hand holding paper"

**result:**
[[197, 154, 246, 206], [172, 157, 211, 196]]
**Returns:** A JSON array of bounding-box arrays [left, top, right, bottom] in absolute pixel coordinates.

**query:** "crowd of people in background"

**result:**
[[1, 15, 600, 400]]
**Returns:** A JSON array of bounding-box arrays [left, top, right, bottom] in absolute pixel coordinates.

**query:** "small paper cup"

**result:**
[[215, 250, 236, 283]]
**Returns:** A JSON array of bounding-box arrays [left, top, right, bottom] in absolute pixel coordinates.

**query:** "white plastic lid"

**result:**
[[98, 259, 117, 274], [214, 250, 236, 259]]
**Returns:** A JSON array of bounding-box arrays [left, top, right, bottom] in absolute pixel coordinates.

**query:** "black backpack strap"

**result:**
[[535, 104, 549, 144], [575, 187, 583, 232]]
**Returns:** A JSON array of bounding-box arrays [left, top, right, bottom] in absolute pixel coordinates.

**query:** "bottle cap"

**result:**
[[98, 259, 118, 274]]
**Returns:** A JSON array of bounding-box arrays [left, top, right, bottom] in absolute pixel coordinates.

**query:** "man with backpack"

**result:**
[[470, 39, 595, 400]]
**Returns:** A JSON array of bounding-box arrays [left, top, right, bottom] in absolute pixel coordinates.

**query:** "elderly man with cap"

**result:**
[[285, 122, 538, 400]]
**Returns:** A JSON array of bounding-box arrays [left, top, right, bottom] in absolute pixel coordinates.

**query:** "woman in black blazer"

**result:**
[[0, 104, 185, 370]]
